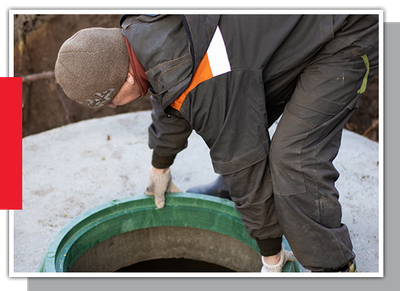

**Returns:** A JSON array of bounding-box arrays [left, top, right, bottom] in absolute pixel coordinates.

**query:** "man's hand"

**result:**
[[145, 167, 181, 209]]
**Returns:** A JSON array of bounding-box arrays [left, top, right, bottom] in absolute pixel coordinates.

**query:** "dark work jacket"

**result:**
[[120, 14, 378, 173]]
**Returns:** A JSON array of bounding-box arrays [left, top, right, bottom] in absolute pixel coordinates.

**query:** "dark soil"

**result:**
[[15, 14, 379, 142]]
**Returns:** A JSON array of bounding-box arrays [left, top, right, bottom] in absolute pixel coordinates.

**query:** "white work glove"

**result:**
[[144, 168, 181, 209], [261, 247, 297, 273]]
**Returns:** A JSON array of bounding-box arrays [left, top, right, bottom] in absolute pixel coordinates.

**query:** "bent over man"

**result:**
[[55, 14, 379, 272]]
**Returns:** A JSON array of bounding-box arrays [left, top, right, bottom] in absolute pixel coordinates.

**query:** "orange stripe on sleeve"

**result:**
[[170, 53, 213, 111]]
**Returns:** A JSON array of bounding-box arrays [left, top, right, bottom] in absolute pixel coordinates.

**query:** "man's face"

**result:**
[[108, 72, 141, 108]]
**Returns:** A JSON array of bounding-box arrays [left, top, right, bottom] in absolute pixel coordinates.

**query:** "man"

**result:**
[[55, 14, 378, 272]]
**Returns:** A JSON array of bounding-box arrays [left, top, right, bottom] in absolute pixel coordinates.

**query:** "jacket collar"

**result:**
[[124, 37, 150, 97]]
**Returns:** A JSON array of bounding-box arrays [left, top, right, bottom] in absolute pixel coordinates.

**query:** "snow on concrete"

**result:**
[[14, 110, 380, 273]]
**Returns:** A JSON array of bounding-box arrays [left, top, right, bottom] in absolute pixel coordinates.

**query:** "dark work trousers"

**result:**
[[223, 23, 379, 271]]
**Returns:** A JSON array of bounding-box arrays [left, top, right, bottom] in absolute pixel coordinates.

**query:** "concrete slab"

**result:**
[[14, 110, 380, 273]]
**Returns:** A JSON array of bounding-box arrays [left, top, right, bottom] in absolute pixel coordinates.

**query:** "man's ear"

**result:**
[[126, 72, 135, 86]]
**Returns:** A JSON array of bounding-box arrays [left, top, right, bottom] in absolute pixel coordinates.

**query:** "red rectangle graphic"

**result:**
[[0, 77, 22, 210]]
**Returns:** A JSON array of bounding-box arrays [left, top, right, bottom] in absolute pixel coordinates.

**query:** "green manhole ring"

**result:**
[[38, 193, 301, 273]]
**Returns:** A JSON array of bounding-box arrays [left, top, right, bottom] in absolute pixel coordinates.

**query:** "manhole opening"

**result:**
[[115, 258, 235, 272], [68, 226, 261, 272], [40, 195, 301, 272]]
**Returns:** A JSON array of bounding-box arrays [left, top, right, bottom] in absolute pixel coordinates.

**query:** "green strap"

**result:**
[[357, 54, 370, 94]]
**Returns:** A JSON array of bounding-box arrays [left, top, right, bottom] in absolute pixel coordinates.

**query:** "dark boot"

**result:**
[[186, 175, 232, 200]]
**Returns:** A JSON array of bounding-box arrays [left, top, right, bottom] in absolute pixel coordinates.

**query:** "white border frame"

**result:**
[[10, 9, 384, 278]]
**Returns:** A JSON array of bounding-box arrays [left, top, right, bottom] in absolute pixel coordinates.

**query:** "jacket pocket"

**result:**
[[180, 70, 271, 175]]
